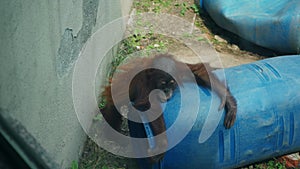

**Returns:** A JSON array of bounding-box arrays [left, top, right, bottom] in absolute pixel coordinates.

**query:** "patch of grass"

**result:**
[[190, 4, 200, 13], [174, 2, 188, 16], [153, 0, 171, 7], [175, 2, 200, 16], [98, 94, 107, 109], [197, 37, 206, 42], [254, 159, 286, 169], [134, 0, 172, 13], [240, 158, 287, 169], [71, 160, 78, 169], [79, 138, 138, 169], [134, 1, 151, 12], [109, 32, 168, 78]]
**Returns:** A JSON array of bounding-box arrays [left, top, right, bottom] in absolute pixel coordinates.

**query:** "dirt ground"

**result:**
[[78, 0, 294, 169]]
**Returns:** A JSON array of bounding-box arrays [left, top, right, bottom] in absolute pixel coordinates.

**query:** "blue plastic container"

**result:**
[[199, 0, 300, 53], [129, 55, 300, 169]]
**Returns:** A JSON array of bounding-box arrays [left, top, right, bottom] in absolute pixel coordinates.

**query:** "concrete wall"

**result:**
[[0, 0, 132, 168]]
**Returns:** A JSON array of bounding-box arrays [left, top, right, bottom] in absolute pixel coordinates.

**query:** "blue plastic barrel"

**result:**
[[129, 55, 300, 169], [200, 0, 300, 53]]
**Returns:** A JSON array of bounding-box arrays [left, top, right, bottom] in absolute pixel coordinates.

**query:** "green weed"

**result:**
[[175, 3, 200, 16], [254, 159, 286, 169], [190, 4, 200, 13], [109, 32, 167, 78], [71, 161, 78, 169]]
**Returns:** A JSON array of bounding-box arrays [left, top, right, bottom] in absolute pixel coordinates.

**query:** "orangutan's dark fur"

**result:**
[[100, 54, 237, 162]]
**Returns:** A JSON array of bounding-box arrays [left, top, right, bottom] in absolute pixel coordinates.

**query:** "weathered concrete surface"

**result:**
[[0, 0, 132, 168]]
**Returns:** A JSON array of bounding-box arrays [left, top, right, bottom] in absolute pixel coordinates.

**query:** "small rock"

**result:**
[[214, 35, 227, 43], [231, 44, 240, 50], [228, 44, 240, 51], [154, 44, 160, 48]]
